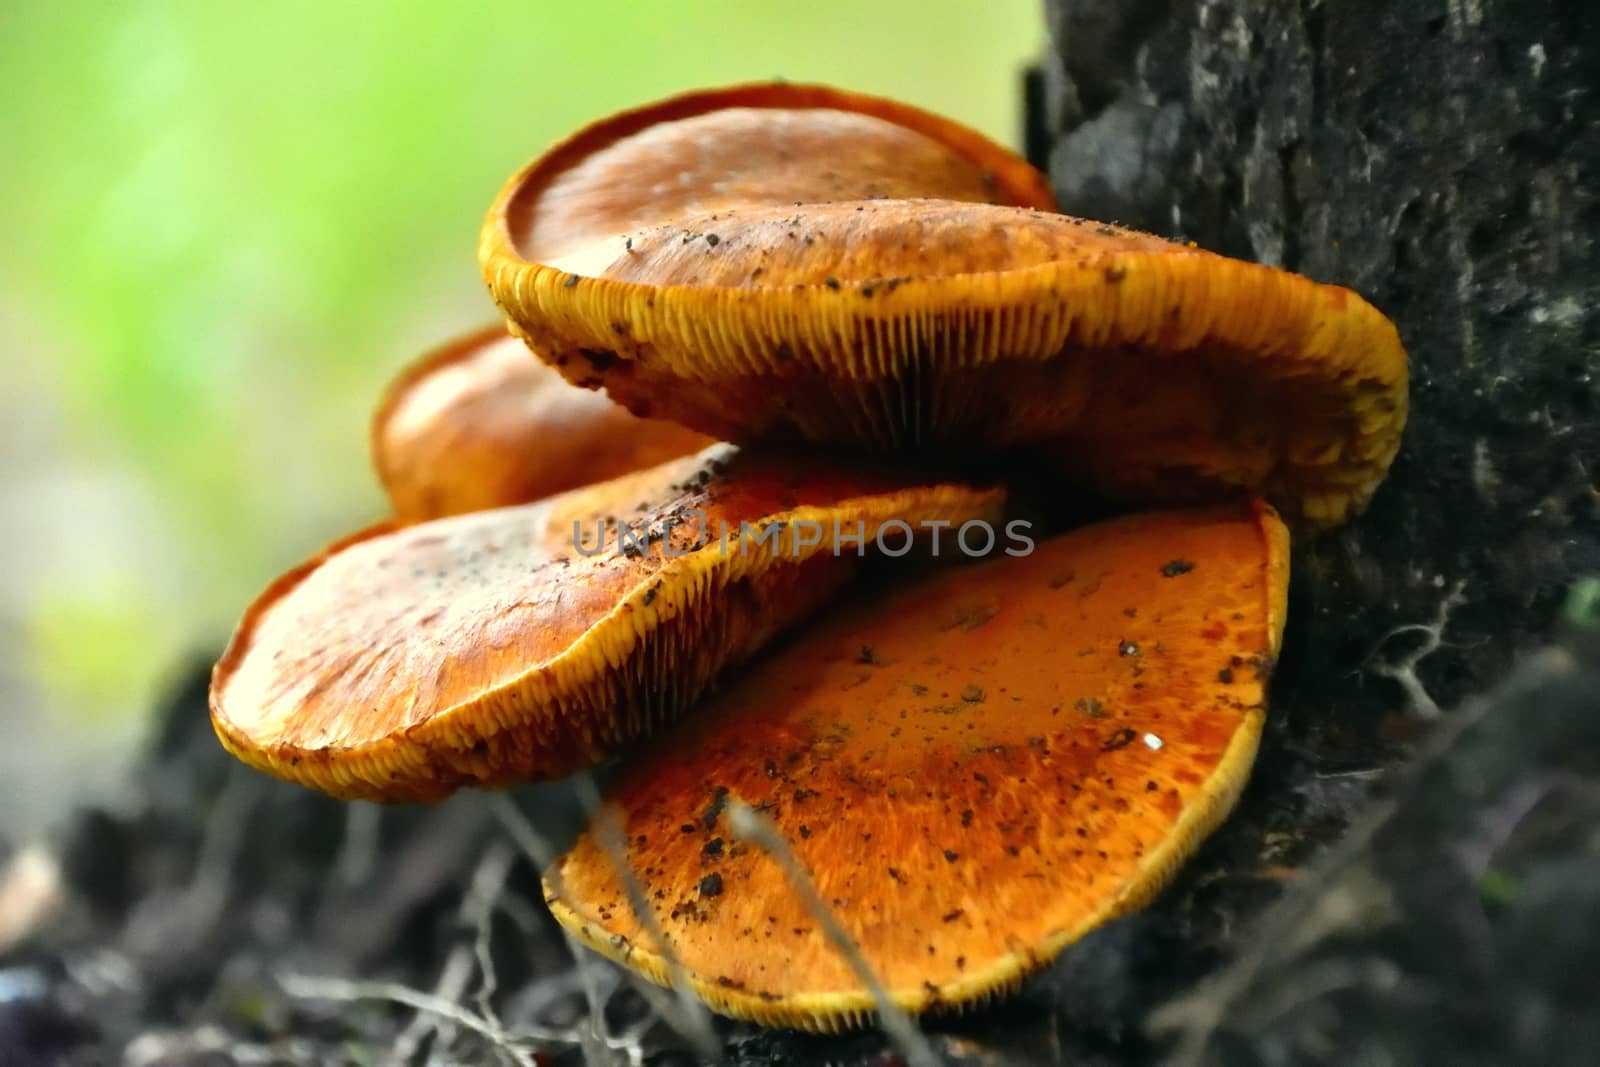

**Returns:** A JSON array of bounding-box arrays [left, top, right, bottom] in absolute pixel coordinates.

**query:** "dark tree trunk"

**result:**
[[1042, 0, 1597, 706], [1033, 1, 1600, 1062]]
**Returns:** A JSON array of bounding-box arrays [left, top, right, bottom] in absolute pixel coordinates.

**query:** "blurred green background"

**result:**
[[0, 2, 1043, 830]]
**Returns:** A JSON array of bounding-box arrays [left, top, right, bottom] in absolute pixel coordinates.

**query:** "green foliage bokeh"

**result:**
[[0, 2, 1040, 728]]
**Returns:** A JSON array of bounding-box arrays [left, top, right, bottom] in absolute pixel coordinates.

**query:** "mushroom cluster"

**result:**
[[211, 84, 1407, 1029]]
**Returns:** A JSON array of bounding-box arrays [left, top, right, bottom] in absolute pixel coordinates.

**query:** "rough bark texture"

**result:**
[[1040, 0, 1599, 719], [1030, 0, 1600, 1063], [1150, 621, 1600, 1065]]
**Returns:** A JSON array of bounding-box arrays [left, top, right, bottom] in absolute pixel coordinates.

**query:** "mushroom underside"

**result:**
[[209, 446, 1005, 801]]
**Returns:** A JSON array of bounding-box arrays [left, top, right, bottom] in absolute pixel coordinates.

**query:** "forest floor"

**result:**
[[2, 591, 1598, 1065]]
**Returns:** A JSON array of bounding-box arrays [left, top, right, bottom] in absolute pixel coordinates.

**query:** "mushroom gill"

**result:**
[[211, 445, 1003, 801], [483, 197, 1406, 527]]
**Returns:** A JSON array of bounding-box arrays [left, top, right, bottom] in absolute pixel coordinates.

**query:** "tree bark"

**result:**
[[1035, 1, 1600, 1061], [1042, 0, 1597, 709]]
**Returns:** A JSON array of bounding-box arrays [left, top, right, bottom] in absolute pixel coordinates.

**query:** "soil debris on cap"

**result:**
[[210, 445, 1004, 801], [486, 194, 1406, 528], [546, 500, 1290, 1029]]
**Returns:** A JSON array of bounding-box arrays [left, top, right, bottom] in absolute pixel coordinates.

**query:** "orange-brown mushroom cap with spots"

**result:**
[[210, 445, 1004, 802], [497, 81, 1054, 279], [546, 499, 1289, 1030], [484, 195, 1407, 528], [372, 325, 713, 521]]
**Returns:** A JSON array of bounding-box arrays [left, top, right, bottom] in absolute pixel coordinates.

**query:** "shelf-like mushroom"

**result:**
[[373, 325, 712, 521], [491, 81, 1054, 280], [546, 500, 1288, 1029], [206, 80, 1410, 1040], [210, 445, 1003, 802], [484, 197, 1406, 526]]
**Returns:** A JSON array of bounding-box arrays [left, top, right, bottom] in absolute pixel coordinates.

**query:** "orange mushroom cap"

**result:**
[[494, 81, 1054, 279], [547, 499, 1289, 1029], [210, 445, 1004, 802], [372, 325, 713, 521], [483, 197, 1407, 527]]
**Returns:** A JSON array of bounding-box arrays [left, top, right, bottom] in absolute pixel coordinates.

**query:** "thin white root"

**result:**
[[389, 945, 473, 1066], [279, 971, 538, 1067], [387, 842, 519, 1066], [490, 793, 610, 1067], [332, 801, 383, 888], [726, 800, 941, 1067], [125, 770, 262, 960], [467, 842, 517, 1029], [574, 776, 722, 1061], [1372, 580, 1468, 718]]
